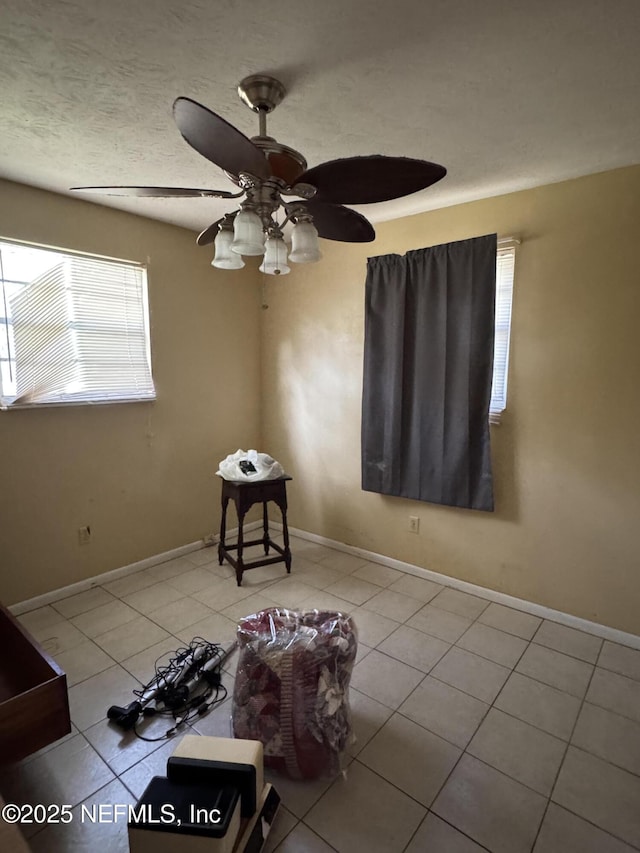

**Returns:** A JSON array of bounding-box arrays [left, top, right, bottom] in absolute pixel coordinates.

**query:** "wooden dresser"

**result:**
[[0, 601, 71, 764]]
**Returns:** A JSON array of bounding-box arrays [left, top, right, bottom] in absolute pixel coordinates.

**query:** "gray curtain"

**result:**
[[361, 234, 497, 511]]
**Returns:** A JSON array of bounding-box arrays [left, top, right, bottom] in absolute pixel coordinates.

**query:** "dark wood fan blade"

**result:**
[[292, 200, 375, 242], [197, 211, 240, 246], [197, 219, 224, 246], [298, 155, 446, 204], [70, 185, 237, 198], [173, 97, 269, 180]]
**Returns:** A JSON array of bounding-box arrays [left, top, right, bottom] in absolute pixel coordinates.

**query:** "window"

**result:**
[[0, 239, 155, 409], [489, 240, 517, 424]]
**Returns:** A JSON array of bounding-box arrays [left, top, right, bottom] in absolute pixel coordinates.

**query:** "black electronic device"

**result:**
[[127, 736, 280, 853], [168, 736, 264, 818], [130, 776, 240, 838]]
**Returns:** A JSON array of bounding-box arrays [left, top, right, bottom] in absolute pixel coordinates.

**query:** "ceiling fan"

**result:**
[[71, 74, 446, 274]]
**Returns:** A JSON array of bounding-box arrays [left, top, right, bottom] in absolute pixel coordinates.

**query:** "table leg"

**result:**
[[218, 495, 229, 565], [263, 501, 270, 555], [236, 505, 246, 586], [281, 507, 292, 573]]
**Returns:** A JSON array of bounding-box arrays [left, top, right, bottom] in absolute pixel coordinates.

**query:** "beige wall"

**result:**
[[3, 167, 639, 633], [0, 180, 262, 605], [261, 165, 640, 635]]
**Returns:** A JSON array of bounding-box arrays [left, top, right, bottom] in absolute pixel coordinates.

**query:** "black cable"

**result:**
[[119, 638, 231, 742]]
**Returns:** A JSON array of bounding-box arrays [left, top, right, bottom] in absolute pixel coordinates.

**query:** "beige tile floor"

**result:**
[[3, 535, 640, 852]]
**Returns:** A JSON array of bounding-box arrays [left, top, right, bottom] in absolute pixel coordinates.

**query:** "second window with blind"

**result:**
[[490, 240, 517, 424]]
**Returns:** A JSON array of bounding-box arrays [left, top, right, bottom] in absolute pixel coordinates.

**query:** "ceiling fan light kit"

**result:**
[[211, 223, 245, 270], [71, 74, 447, 277], [231, 207, 266, 256], [260, 235, 291, 276], [289, 220, 322, 264]]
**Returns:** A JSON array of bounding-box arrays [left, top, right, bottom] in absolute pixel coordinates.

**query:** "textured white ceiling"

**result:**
[[1, 0, 639, 238]]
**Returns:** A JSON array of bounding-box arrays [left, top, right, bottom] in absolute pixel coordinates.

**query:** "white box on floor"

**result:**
[[128, 735, 278, 853]]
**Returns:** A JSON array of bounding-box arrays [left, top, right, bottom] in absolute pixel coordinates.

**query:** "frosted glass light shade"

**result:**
[[231, 209, 265, 256], [212, 228, 245, 269], [259, 236, 290, 276], [289, 221, 321, 263]]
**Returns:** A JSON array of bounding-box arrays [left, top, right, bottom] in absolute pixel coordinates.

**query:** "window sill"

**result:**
[[1, 396, 156, 411]]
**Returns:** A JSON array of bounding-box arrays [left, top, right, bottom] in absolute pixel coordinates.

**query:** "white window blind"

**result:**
[[0, 240, 155, 408], [489, 242, 517, 424]]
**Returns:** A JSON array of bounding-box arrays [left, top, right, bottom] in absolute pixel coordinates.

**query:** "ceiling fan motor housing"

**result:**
[[237, 74, 286, 113]]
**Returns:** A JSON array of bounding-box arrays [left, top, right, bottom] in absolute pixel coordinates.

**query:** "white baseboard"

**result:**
[[272, 522, 640, 651], [10, 521, 262, 616], [12, 520, 640, 650]]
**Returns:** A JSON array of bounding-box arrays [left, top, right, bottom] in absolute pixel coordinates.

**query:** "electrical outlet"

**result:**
[[409, 516, 420, 534], [78, 525, 91, 545]]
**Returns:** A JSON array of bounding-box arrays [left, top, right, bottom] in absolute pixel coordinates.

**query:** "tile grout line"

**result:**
[[297, 820, 340, 852], [399, 811, 493, 853], [543, 759, 640, 852], [561, 702, 640, 779], [394, 616, 625, 708], [367, 631, 544, 848], [21, 775, 122, 845], [352, 598, 593, 744], [350, 624, 523, 847], [395, 696, 560, 756], [387, 626, 614, 759], [421, 630, 536, 845], [527, 651, 604, 853]]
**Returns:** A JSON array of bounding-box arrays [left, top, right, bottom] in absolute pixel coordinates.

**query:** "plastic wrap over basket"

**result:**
[[232, 608, 358, 780]]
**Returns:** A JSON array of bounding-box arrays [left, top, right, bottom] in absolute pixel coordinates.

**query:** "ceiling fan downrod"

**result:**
[[237, 74, 286, 122]]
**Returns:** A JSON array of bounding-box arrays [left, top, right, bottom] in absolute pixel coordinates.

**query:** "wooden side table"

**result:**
[[218, 476, 292, 586]]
